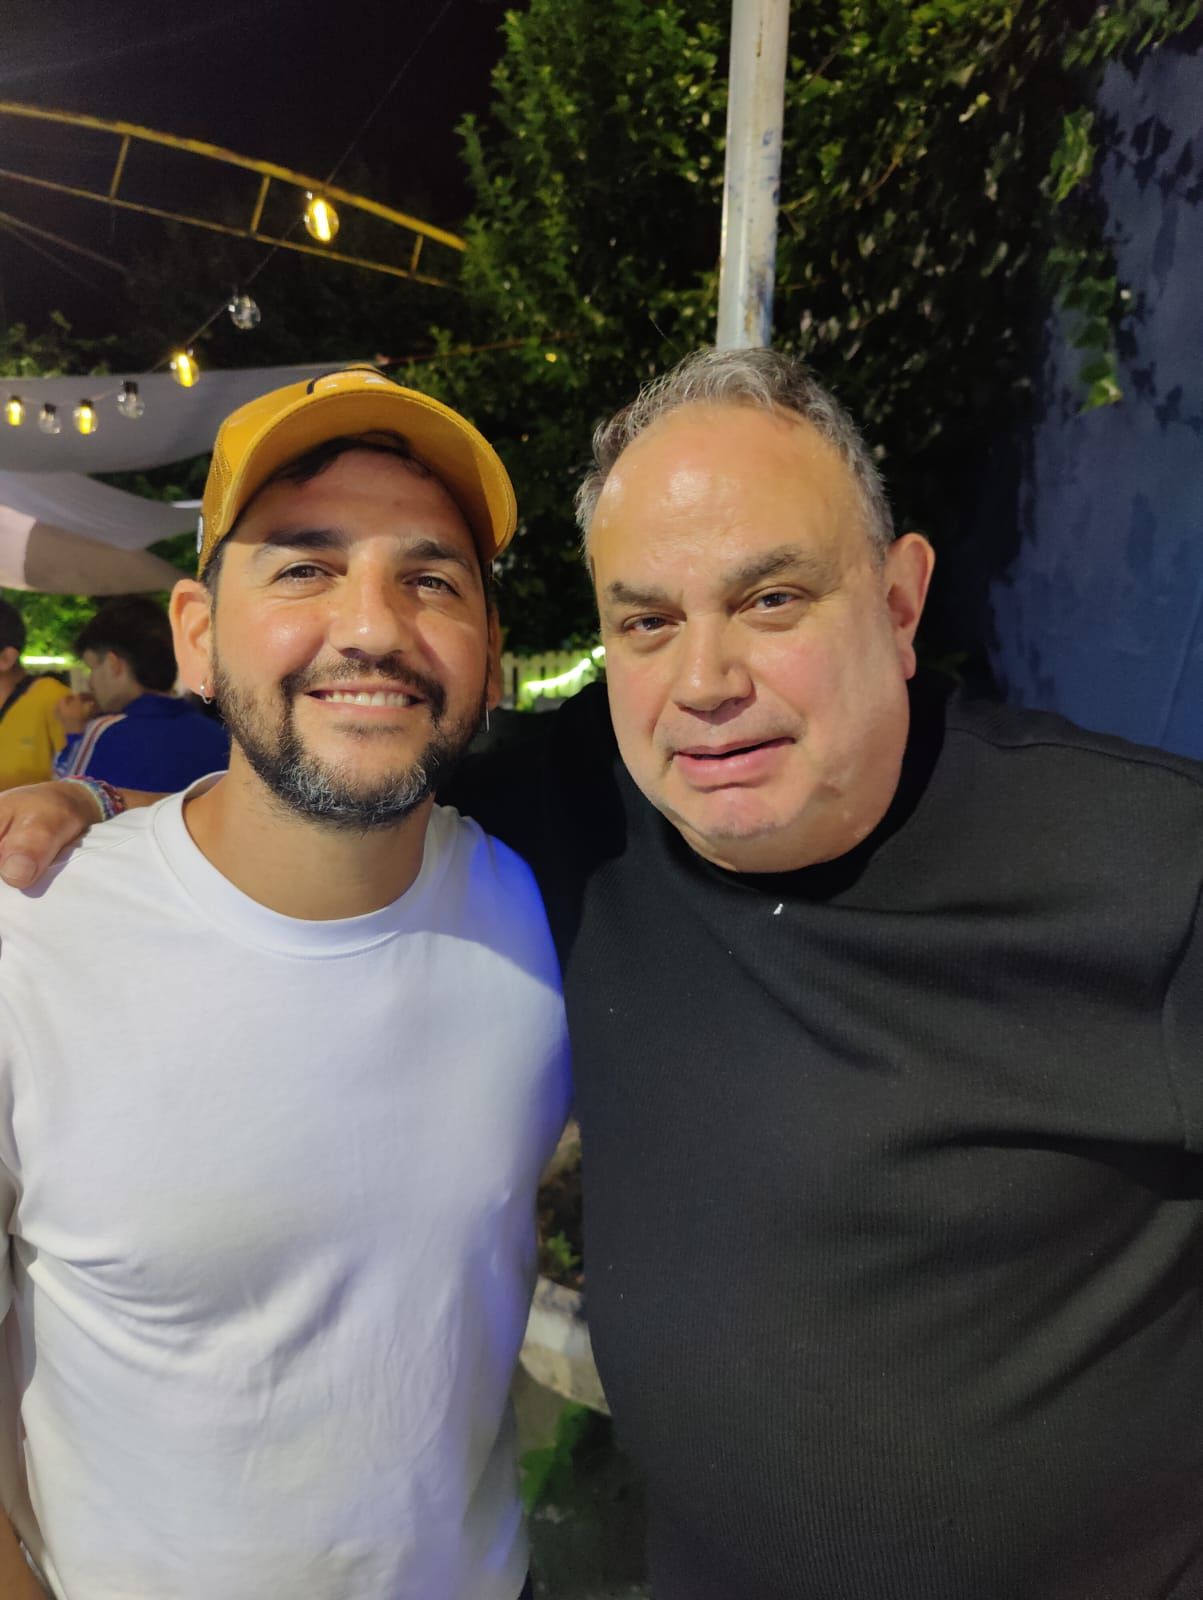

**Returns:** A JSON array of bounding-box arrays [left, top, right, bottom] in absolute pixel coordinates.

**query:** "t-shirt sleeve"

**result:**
[[43, 681, 69, 757], [53, 733, 82, 779]]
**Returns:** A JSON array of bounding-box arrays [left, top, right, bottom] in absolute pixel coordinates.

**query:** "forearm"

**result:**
[[0, 778, 164, 890], [0, 1512, 47, 1598]]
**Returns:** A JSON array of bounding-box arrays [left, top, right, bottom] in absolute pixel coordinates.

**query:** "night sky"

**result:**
[[1, 0, 513, 336]]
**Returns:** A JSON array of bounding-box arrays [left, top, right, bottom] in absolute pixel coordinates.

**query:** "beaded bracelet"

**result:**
[[64, 776, 127, 823]]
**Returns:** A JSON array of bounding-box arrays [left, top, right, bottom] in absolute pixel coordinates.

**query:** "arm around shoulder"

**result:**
[[0, 778, 162, 890]]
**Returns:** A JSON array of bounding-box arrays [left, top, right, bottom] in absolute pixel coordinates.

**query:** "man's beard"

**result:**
[[211, 653, 486, 831]]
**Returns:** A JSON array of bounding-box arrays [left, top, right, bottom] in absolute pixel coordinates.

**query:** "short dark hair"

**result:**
[[204, 432, 496, 606], [75, 596, 177, 692], [0, 600, 26, 656]]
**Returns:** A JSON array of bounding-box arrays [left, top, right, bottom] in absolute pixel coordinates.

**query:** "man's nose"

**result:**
[[326, 572, 416, 660], [671, 621, 752, 713]]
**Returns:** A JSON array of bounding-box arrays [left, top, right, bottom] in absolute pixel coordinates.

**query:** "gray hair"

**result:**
[[574, 347, 894, 558]]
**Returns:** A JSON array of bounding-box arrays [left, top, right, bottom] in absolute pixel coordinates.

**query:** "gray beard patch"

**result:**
[[211, 657, 485, 832]]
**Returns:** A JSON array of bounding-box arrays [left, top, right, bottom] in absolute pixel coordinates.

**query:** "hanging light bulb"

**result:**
[[228, 293, 261, 331], [170, 350, 199, 388], [117, 380, 145, 419], [38, 403, 61, 435], [303, 193, 339, 243], [4, 396, 25, 427], [73, 400, 99, 436]]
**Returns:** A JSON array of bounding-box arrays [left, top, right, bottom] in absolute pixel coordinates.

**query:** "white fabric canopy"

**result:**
[[0, 361, 355, 593], [0, 363, 345, 474], [0, 473, 196, 550], [0, 505, 186, 594]]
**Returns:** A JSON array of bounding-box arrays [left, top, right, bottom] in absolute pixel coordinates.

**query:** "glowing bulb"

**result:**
[[117, 380, 144, 419], [228, 293, 261, 331], [4, 396, 24, 426], [303, 193, 339, 243], [170, 350, 199, 388], [544, 351, 558, 363], [38, 403, 61, 435], [73, 400, 98, 436]]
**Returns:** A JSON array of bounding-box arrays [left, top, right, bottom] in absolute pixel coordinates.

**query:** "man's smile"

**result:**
[[307, 687, 425, 709]]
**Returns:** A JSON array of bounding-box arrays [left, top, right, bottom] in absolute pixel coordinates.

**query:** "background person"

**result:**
[[54, 596, 229, 791], [0, 601, 69, 792]]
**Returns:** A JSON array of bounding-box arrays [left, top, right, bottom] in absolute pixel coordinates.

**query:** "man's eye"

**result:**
[[753, 590, 799, 611], [277, 563, 327, 582], [413, 573, 457, 594], [625, 614, 669, 635]]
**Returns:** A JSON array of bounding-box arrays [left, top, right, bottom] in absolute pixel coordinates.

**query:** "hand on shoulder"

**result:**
[[0, 779, 117, 888]]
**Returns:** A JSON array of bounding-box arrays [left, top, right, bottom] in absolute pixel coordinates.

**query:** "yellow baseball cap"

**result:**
[[196, 366, 517, 576]]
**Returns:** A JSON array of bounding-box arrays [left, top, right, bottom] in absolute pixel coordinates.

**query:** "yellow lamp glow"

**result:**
[[73, 400, 98, 436], [170, 350, 199, 388], [4, 396, 25, 426], [304, 193, 339, 243]]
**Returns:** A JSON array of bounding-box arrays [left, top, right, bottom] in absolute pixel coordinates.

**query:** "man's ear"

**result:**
[[169, 579, 214, 695], [883, 533, 936, 679], [485, 605, 503, 711]]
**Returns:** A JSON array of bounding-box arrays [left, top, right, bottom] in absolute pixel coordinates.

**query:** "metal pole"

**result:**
[[716, 0, 790, 350]]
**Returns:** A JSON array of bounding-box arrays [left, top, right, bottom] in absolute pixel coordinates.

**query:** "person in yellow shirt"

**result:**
[[0, 601, 69, 791]]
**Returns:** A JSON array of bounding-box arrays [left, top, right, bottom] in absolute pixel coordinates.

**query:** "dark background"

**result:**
[[0, 0, 514, 337]]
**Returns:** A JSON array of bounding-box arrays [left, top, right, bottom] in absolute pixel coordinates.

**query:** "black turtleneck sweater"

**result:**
[[448, 678, 1203, 1600]]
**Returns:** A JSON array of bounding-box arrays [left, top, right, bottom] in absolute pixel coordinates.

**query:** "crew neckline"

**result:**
[[150, 776, 453, 957]]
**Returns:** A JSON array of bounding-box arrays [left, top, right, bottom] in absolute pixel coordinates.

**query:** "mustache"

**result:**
[[281, 660, 447, 721]]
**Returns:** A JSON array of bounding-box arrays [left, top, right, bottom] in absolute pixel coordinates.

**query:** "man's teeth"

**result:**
[[320, 690, 417, 706]]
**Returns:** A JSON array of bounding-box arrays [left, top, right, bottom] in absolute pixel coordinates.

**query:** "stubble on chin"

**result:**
[[210, 662, 485, 831]]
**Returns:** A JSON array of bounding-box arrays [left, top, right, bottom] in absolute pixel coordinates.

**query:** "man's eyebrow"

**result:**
[[401, 537, 477, 574], [602, 547, 837, 609], [725, 546, 838, 590], [250, 529, 475, 574], [603, 579, 674, 609], [251, 527, 349, 561]]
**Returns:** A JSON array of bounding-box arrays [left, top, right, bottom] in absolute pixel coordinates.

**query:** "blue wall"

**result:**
[[986, 41, 1203, 757]]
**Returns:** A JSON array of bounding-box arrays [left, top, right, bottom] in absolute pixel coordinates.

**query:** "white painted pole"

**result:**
[[716, 0, 790, 350]]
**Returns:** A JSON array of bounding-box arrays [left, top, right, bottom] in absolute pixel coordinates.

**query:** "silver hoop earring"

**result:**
[[199, 682, 213, 705], [485, 705, 491, 735]]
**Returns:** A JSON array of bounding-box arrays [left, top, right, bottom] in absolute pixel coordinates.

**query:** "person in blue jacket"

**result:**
[[55, 596, 228, 791]]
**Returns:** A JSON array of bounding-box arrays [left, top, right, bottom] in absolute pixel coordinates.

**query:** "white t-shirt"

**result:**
[[0, 789, 571, 1600]]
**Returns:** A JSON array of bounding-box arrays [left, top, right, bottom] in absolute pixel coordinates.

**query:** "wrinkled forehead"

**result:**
[[589, 404, 866, 580]]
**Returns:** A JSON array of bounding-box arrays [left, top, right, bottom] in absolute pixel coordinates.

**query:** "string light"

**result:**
[[38, 403, 60, 435], [117, 380, 145, 419], [73, 400, 98, 436], [228, 293, 261, 330], [170, 350, 200, 388], [4, 396, 24, 427], [303, 193, 339, 243]]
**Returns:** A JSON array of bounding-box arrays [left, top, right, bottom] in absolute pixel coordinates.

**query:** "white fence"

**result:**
[[500, 647, 604, 710]]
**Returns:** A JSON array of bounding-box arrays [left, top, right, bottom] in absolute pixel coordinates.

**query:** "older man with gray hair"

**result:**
[[5, 346, 1203, 1600]]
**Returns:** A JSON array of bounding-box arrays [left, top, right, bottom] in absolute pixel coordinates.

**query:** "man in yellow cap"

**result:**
[[0, 369, 569, 1600]]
